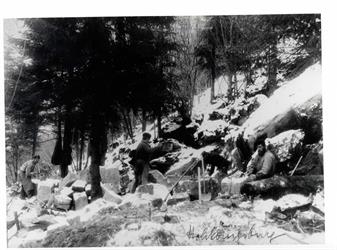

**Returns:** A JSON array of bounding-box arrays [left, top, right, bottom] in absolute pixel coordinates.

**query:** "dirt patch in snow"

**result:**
[[42, 215, 123, 247]]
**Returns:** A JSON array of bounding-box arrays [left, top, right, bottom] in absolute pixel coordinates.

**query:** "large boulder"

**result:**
[[243, 63, 321, 150], [165, 156, 199, 177], [265, 129, 305, 162], [295, 142, 323, 175], [150, 153, 179, 174], [195, 120, 228, 146]]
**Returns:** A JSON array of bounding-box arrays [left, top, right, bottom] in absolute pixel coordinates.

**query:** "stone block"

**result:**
[[99, 165, 120, 193], [71, 180, 87, 192], [54, 194, 72, 210], [60, 187, 74, 198], [101, 183, 123, 204], [73, 192, 88, 210], [221, 177, 247, 195], [167, 192, 190, 206], [37, 180, 56, 202]]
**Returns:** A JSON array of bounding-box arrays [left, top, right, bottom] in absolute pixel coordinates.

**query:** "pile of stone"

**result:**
[[37, 161, 124, 212]]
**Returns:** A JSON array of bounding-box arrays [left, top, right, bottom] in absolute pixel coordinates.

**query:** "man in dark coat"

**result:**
[[19, 155, 40, 199], [131, 132, 152, 193]]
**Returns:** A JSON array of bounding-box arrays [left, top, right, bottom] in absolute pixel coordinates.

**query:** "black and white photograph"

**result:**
[[2, 1, 335, 248]]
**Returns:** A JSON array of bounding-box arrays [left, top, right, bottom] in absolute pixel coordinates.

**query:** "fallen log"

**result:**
[[240, 175, 323, 199]]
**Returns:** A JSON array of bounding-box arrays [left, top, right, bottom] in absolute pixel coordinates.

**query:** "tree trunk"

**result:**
[[79, 129, 85, 171], [226, 72, 234, 101], [60, 110, 72, 178], [243, 70, 252, 99], [89, 115, 108, 201], [210, 44, 216, 103], [240, 175, 323, 199], [31, 122, 39, 157], [142, 109, 147, 132], [157, 112, 162, 138]]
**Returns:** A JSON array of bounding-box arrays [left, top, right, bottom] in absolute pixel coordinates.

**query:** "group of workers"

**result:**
[[18, 131, 277, 199], [223, 136, 277, 181], [130, 131, 278, 193]]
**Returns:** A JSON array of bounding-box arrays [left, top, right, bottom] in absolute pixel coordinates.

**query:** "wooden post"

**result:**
[[14, 212, 20, 231], [290, 156, 303, 176], [148, 203, 152, 221], [201, 156, 206, 194], [198, 166, 202, 201]]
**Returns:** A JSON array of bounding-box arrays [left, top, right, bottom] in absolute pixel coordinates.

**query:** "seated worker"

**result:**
[[245, 140, 276, 181]]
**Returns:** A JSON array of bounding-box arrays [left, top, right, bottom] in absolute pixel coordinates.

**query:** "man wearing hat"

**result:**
[[131, 132, 153, 193]]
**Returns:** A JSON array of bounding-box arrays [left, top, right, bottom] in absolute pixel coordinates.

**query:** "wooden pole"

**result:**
[[14, 212, 20, 231], [290, 156, 303, 176], [201, 156, 206, 194], [198, 166, 202, 201]]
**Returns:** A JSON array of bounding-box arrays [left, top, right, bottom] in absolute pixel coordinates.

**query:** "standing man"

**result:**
[[19, 155, 40, 199], [131, 132, 152, 193]]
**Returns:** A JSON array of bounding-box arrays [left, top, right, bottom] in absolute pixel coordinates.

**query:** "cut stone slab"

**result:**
[[102, 183, 120, 194], [37, 180, 56, 202], [99, 165, 121, 193], [136, 184, 154, 195], [221, 177, 247, 195], [135, 183, 170, 201], [73, 192, 88, 210], [60, 187, 74, 198], [167, 192, 190, 206], [54, 194, 72, 211], [72, 180, 87, 192], [59, 172, 79, 190], [101, 183, 123, 204]]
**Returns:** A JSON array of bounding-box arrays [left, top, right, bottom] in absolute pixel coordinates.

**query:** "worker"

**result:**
[[19, 155, 40, 199]]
